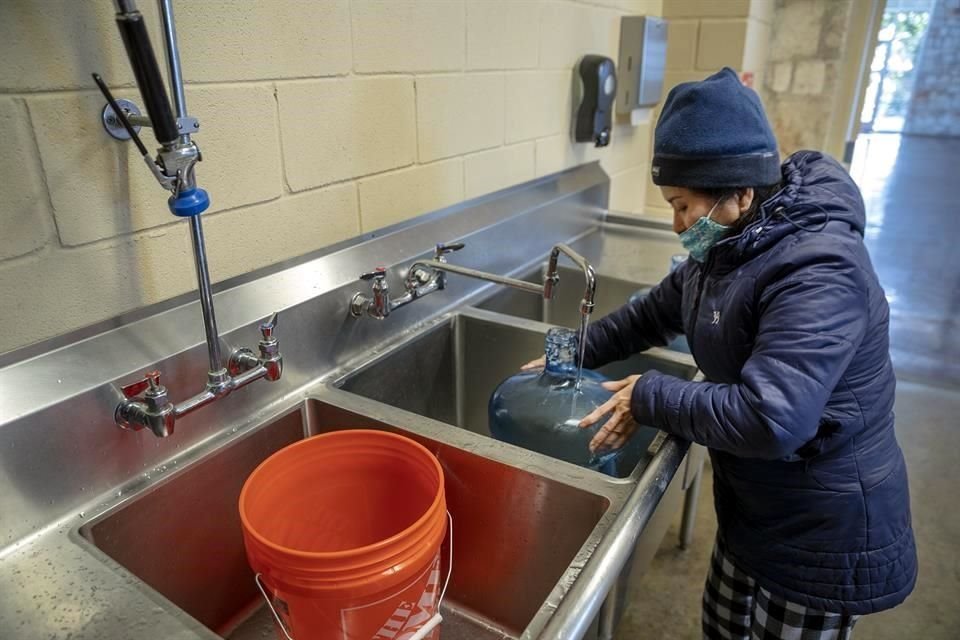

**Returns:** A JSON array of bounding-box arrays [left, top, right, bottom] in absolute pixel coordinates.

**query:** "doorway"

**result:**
[[850, 0, 934, 187], [859, 0, 933, 134], [845, 4, 960, 634]]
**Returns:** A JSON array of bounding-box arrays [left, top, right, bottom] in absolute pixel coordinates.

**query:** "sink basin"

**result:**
[[476, 265, 650, 328], [336, 313, 697, 478], [79, 398, 609, 639]]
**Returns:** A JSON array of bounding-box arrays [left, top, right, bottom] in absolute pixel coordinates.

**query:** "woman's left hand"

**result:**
[[579, 375, 642, 453]]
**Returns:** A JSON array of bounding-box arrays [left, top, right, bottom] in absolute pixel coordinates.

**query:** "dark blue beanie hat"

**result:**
[[652, 67, 780, 188]]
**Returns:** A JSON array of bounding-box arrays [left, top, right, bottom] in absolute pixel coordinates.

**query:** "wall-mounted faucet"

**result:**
[[116, 315, 283, 437], [350, 242, 469, 320], [94, 0, 282, 437], [351, 242, 598, 372]]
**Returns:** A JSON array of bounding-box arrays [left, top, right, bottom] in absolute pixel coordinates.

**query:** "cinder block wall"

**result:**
[[0, 0, 662, 355]]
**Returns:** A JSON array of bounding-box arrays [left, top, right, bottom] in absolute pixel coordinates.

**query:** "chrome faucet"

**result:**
[[116, 314, 283, 438], [116, 372, 176, 438], [351, 267, 394, 320], [351, 242, 598, 369], [101, 1, 282, 437], [544, 244, 597, 372], [351, 243, 467, 320]]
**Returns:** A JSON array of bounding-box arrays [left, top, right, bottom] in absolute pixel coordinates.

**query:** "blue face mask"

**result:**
[[679, 198, 731, 263]]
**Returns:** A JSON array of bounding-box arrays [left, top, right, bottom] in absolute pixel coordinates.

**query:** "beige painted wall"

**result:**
[[0, 0, 663, 355]]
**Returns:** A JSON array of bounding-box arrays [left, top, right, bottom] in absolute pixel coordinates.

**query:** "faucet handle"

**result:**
[[121, 370, 163, 399], [359, 267, 388, 281], [434, 242, 465, 259], [259, 312, 279, 342]]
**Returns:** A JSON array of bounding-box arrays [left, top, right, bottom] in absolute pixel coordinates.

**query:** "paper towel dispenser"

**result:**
[[616, 16, 667, 114]]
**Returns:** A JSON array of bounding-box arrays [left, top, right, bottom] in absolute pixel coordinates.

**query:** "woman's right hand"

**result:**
[[521, 355, 546, 371]]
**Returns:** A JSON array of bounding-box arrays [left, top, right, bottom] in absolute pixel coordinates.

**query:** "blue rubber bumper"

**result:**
[[168, 187, 211, 217]]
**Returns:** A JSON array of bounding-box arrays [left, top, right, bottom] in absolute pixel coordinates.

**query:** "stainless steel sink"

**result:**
[[335, 312, 698, 479], [1, 165, 703, 640], [79, 398, 610, 639], [476, 265, 650, 328]]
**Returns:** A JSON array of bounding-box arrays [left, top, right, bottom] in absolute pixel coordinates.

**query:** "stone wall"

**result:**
[[761, 0, 854, 156], [905, 0, 960, 136]]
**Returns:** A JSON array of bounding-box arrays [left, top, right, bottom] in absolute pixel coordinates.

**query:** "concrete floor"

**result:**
[[616, 135, 960, 639]]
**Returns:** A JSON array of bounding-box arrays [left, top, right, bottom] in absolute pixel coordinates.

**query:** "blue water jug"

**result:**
[[489, 327, 621, 474]]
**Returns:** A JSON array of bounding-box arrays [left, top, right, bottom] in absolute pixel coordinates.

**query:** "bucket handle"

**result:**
[[255, 510, 454, 640], [255, 572, 295, 640]]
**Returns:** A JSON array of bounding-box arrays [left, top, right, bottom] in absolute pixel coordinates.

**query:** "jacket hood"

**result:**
[[714, 151, 867, 264]]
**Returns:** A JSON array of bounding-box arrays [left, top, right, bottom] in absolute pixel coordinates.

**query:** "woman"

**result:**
[[534, 68, 917, 638]]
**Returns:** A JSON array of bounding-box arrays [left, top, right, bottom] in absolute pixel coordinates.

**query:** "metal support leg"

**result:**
[[679, 462, 703, 550], [597, 553, 635, 640]]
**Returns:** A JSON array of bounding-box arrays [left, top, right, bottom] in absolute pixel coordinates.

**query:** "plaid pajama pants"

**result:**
[[702, 538, 860, 640]]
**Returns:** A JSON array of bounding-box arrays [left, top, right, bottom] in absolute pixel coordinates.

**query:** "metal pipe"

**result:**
[[157, 0, 190, 145], [125, 114, 153, 128], [231, 365, 269, 390], [547, 243, 598, 312], [187, 215, 224, 374], [156, 0, 222, 376], [679, 464, 704, 550], [597, 576, 626, 640], [93, 73, 150, 157], [173, 364, 269, 418], [174, 388, 216, 417], [538, 436, 690, 639], [409, 261, 546, 296]]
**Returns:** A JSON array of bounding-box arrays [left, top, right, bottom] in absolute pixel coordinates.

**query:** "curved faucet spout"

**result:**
[[545, 243, 597, 315], [352, 241, 599, 381], [544, 244, 597, 384]]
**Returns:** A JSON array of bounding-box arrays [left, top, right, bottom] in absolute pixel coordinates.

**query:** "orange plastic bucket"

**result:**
[[239, 430, 447, 640]]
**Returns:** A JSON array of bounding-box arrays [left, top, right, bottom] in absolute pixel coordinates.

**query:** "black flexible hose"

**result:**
[[114, 6, 178, 145]]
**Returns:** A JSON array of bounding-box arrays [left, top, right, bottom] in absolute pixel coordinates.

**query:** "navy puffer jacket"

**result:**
[[584, 151, 917, 614]]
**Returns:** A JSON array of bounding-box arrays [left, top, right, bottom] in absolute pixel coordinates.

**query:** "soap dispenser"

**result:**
[[573, 55, 617, 147]]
